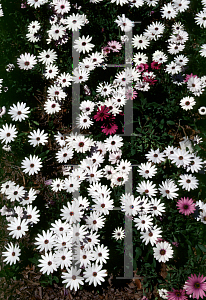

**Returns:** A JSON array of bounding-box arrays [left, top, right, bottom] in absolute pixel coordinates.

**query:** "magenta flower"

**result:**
[[184, 274, 206, 299], [125, 87, 138, 100], [176, 197, 196, 216], [167, 288, 187, 300], [102, 46, 111, 55], [172, 241, 179, 247], [94, 106, 111, 121], [151, 61, 162, 70], [108, 41, 122, 52], [101, 123, 118, 135], [136, 64, 145, 72], [184, 73, 198, 82], [143, 75, 157, 85], [44, 179, 53, 186]]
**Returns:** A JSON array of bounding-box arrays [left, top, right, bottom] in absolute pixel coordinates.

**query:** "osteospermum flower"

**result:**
[[21, 155, 42, 175], [176, 197, 196, 215], [94, 106, 111, 121], [8, 102, 30, 122], [112, 227, 125, 240], [0, 123, 18, 144], [17, 53, 37, 70], [2, 243, 21, 265], [167, 288, 188, 300], [73, 35, 94, 54], [184, 273, 206, 299], [153, 241, 174, 263], [83, 263, 107, 287], [180, 96, 196, 110]]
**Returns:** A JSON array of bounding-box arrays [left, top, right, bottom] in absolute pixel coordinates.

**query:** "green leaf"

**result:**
[[32, 120, 39, 126], [167, 120, 175, 125], [198, 244, 206, 253]]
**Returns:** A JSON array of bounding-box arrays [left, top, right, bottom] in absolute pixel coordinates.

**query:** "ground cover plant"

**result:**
[[0, 0, 206, 299]]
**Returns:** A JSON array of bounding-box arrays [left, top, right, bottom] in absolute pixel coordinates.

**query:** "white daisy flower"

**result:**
[[178, 174, 199, 191], [73, 35, 94, 54], [50, 178, 64, 192], [140, 225, 162, 246], [114, 14, 134, 32], [112, 227, 125, 240], [37, 49, 58, 65], [21, 154, 42, 175], [44, 99, 61, 114], [61, 266, 84, 292], [38, 251, 58, 275], [2, 243, 21, 265], [145, 148, 165, 164], [17, 53, 37, 70], [132, 34, 150, 50], [153, 241, 174, 263], [134, 214, 153, 232], [83, 263, 107, 287], [180, 96, 196, 110], [28, 128, 48, 147], [198, 106, 206, 115], [137, 162, 157, 179], [136, 180, 157, 198], [34, 230, 56, 252], [0, 123, 18, 144], [7, 217, 29, 239], [158, 179, 179, 200]]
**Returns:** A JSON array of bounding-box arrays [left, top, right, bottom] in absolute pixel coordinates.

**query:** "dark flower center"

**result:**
[[98, 253, 102, 257], [72, 275, 76, 280], [179, 156, 183, 160], [30, 163, 34, 168], [12, 252, 15, 256], [59, 227, 63, 231], [183, 205, 188, 209], [24, 61, 30, 66], [7, 133, 11, 137], [82, 42, 86, 46], [17, 226, 21, 230], [79, 142, 84, 147], [194, 282, 200, 289], [36, 137, 40, 141], [166, 190, 170, 194], [93, 220, 97, 224], [51, 104, 56, 108], [186, 179, 191, 183], [160, 249, 166, 255], [55, 30, 59, 34], [149, 232, 153, 237], [83, 255, 87, 259], [44, 239, 49, 244], [101, 204, 105, 208], [61, 255, 66, 260], [48, 261, 52, 266], [93, 272, 97, 277], [17, 111, 22, 115], [154, 154, 158, 157]]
